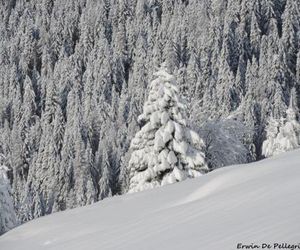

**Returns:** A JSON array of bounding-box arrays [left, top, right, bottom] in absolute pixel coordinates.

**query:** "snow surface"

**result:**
[[1, 150, 300, 250]]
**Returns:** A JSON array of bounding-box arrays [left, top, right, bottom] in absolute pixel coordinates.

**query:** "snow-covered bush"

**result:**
[[198, 119, 255, 170], [128, 65, 208, 193], [0, 155, 18, 235], [262, 90, 300, 157]]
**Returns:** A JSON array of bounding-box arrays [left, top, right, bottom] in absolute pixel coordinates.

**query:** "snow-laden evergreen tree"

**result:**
[[262, 88, 300, 157], [261, 117, 280, 157], [128, 65, 208, 193], [0, 157, 18, 235]]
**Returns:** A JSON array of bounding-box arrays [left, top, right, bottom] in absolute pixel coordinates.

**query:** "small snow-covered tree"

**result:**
[[261, 117, 281, 157], [128, 65, 208, 193], [199, 119, 255, 170], [0, 158, 18, 235], [262, 88, 300, 157]]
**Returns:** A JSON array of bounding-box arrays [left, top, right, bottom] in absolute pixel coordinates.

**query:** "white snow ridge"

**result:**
[[0, 150, 300, 250]]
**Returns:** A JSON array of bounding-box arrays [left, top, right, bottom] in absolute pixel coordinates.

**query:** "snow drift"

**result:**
[[0, 150, 300, 250]]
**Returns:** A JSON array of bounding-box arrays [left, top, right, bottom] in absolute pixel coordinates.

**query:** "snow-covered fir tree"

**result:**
[[128, 65, 208, 193], [262, 88, 300, 157]]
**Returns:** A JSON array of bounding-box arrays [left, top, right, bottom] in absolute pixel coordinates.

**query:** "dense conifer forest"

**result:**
[[0, 0, 299, 229]]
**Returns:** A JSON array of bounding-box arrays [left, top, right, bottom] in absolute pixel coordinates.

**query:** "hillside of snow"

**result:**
[[1, 150, 300, 250]]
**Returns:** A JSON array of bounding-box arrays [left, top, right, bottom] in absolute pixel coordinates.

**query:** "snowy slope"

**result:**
[[1, 150, 300, 250]]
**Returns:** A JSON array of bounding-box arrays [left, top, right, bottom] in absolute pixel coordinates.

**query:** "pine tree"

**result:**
[[19, 76, 38, 166], [74, 139, 96, 207], [98, 148, 112, 200], [128, 65, 208, 193], [0, 159, 18, 235], [250, 8, 262, 62], [282, 0, 300, 75]]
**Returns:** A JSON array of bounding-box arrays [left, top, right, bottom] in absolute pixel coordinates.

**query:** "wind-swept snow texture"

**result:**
[[1, 150, 300, 250]]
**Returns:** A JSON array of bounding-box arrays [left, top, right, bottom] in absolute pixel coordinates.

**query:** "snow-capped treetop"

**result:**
[[286, 88, 299, 121], [128, 65, 208, 193], [137, 63, 187, 127]]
